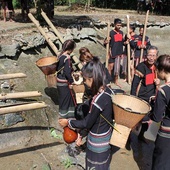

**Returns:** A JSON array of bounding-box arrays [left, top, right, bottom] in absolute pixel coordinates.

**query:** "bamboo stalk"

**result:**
[[0, 102, 47, 115], [28, 13, 59, 56], [0, 91, 42, 100], [41, 10, 64, 44], [105, 21, 110, 69], [40, 11, 83, 70], [0, 73, 27, 80], [140, 10, 149, 63], [0, 102, 31, 108], [127, 15, 131, 84]]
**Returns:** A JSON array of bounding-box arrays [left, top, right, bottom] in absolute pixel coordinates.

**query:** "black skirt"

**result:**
[[152, 134, 170, 170], [57, 82, 76, 118]]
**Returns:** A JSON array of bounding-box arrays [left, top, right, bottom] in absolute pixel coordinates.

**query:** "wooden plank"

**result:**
[[0, 102, 47, 115], [0, 73, 27, 80], [0, 91, 42, 100]]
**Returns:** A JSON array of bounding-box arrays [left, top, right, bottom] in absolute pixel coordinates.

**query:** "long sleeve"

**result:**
[[68, 87, 113, 134], [150, 89, 166, 122], [69, 105, 101, 130]]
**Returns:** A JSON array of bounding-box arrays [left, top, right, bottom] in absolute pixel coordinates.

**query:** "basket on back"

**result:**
[[112, 94, 151, 129], [36, 56, 58, 87], [110, 94, 151, 148]]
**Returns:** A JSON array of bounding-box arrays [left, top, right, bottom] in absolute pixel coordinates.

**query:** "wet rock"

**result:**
[[13, 33, 45, 50], [0, 81, 10, 89], [65, 27, 97, 43], [4, 113, 25, 126], [0, 44, 20, 58], [160, 22, 167, 28]]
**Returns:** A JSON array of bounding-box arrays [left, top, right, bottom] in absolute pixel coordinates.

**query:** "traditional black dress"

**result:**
[[150, 83, 170, 170], [68, 87, 114, 170], [57, 54, 76, 118], [130, 61, 157, 102]]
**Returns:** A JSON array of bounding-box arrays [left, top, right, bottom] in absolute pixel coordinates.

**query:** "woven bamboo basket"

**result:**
[[36, 56, 58, 87], [36, 56, 58, 75], [112, 94, 151, 129]]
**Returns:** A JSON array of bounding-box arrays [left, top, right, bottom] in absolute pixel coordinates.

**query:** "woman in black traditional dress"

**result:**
[[149, 54, 170, 170], [59, 57, 114, 170], [56, 39, 76, 118]]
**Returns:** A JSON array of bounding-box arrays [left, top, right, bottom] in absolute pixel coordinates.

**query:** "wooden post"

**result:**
[[127, 15, 131, 84], [0, 102, 47, 115], [105, 21, 110, 69], [28, 13, 59, 57], [140, 10, 149, 63], [0, 91, 42, 100], [41, 10, 64, 44], [0, 73, 27, 80]]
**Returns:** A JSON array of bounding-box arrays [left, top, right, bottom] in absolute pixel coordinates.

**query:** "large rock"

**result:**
[[0, 44, 20, 58]]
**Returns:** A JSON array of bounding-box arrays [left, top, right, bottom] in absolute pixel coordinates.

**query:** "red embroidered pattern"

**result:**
[[114, 34, 123, 42]]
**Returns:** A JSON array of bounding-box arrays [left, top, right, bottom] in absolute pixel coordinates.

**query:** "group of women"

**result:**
[[56, 39, 170, 170]]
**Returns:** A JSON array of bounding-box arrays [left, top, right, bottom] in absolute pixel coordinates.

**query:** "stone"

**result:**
[[0, 44, 20, 57], [4, 113, 25, 127]]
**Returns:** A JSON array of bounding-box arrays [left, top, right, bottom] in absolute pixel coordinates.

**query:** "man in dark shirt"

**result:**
[[104, 18, 124, 87], [133, 25, 151, 68], [131, 45, 160, 141]]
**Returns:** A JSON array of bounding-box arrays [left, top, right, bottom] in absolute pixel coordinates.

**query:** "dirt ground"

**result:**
[[0, 6, 170, 170]]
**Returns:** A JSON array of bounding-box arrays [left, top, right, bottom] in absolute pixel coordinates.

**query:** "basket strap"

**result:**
[[100, 114, 121, 134]]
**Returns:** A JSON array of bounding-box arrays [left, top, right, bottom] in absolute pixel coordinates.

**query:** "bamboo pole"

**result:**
[[28, 13, 59, 57], [127, 15, 131, 84], [0, 91, 42, 100], [0, 102, 47, 115], [41, 10, 64, 44], [40, 11, 83, 70], [140, 10, 149, 63], [105, 21, 110, 69], [0, 73, 27, 80], [0, 102, 31, 108]]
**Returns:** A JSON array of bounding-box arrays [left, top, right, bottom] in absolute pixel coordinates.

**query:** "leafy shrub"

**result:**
[[13, 0, 21, 9]]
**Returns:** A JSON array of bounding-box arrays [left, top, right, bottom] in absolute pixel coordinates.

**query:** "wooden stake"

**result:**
[[28, 13, 59, 57], [0, 91, 42, 100], [41, 10, 64, 44], [140, 10, 149, 63], [105, 21, 110, 69], [0, 73, 27, 80], [127, 15, 131, 84], [0, 102, 47, 115]]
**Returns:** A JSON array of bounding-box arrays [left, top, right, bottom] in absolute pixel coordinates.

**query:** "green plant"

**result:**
[[13, 0, 21, 9], [62, 157, 73, 169], [50, 128, 63, 140]]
